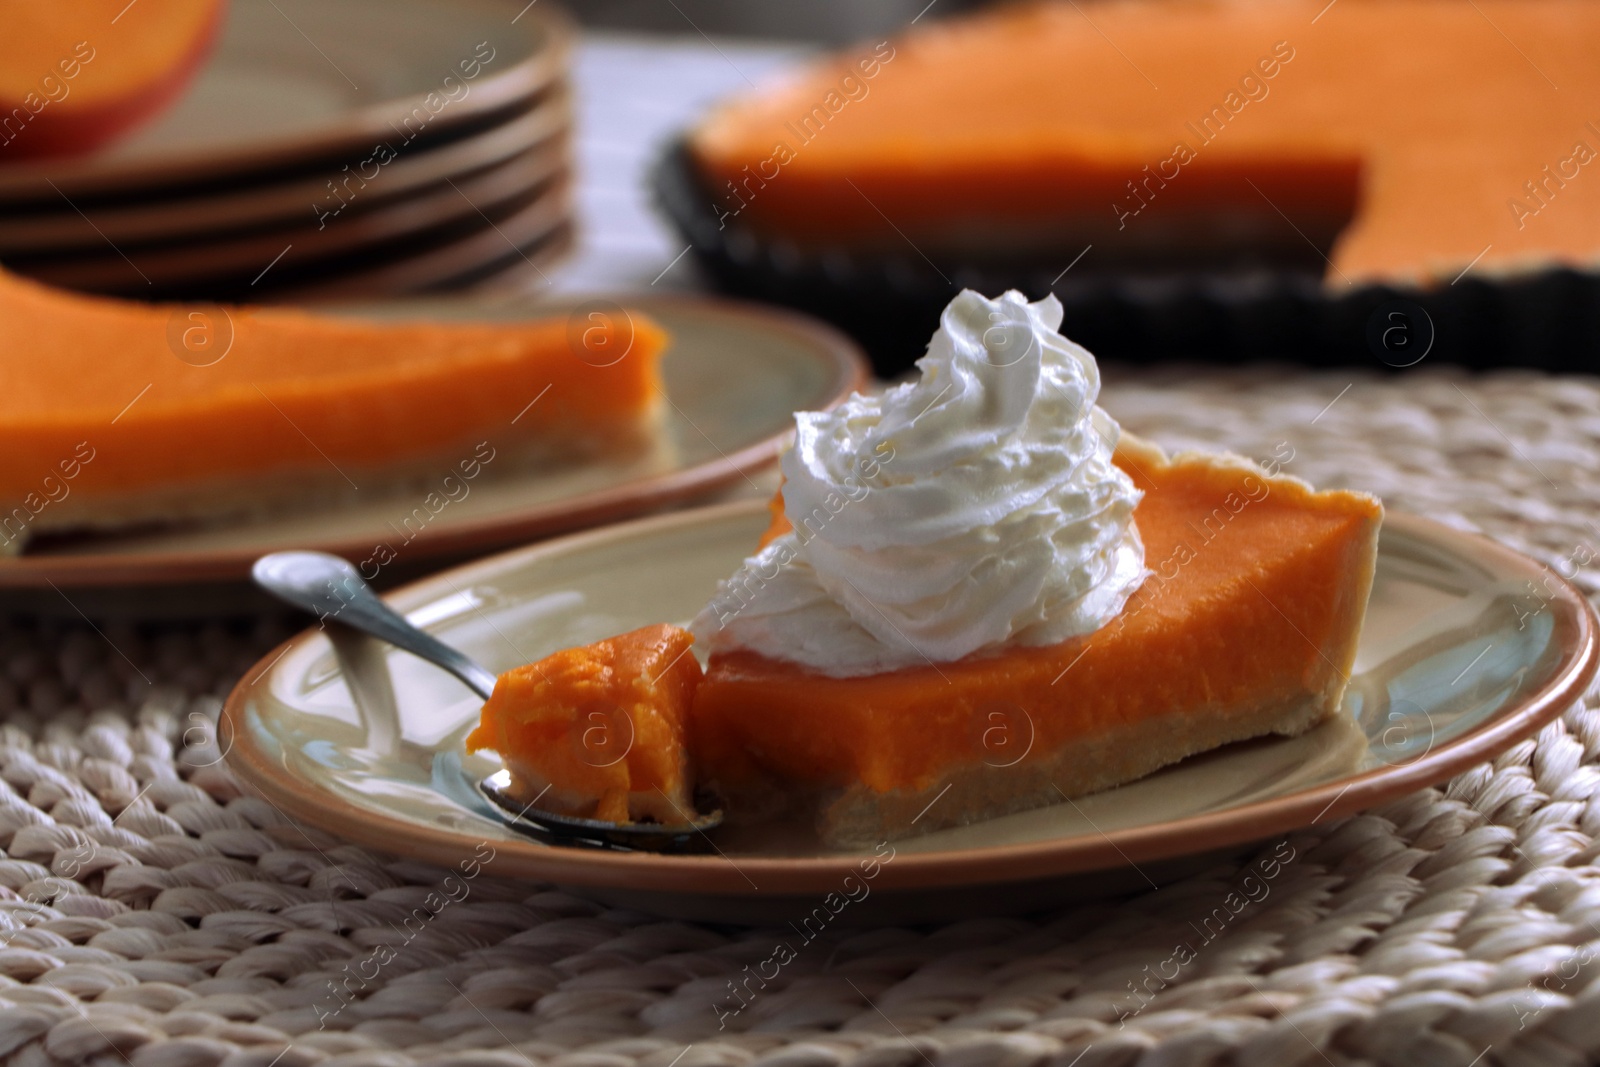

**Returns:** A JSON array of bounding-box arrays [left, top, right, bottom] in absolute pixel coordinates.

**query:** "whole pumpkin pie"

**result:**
[[471, 290, 1381, 845], [690, 0, 1600, 285], [0, 268, 667, 552]]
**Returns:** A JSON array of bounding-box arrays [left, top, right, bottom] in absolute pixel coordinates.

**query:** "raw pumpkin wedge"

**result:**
[[0, 0, 225, 161], [689, 435, 1382, 846], [0, 266, 667, 552]]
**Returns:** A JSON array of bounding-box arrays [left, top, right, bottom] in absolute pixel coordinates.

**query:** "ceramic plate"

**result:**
[[0, 0, 568, 203], [0, 101, 571, 255], [222, 501, 1598, 925], [270, 181, 573, 300], [15, 143, 570, 293], [0, 297, 865, 590]]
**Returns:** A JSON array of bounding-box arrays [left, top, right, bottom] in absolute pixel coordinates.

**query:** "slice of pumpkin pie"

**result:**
[[687, 289, 1381, 845], [0, 267, 667, 551]]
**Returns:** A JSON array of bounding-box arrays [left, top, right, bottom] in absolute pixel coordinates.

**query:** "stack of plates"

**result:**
[[0, 0, 573, 301]]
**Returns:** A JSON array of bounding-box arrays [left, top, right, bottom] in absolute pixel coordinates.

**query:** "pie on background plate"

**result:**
[[0, 290, 865, 596], [0, 267, 667, 551]]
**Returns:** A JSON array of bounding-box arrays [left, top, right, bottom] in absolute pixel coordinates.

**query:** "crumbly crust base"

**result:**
[[808, 689, 1332, 849], [0, 406, 661, 556]]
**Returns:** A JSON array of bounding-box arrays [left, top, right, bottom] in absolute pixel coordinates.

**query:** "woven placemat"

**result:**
[[2, 365, 1598, 1067]]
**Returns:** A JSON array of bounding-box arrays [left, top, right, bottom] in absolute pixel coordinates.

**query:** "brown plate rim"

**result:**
[[262, 175, 576, 298], [220, 502, 1600, 896], [0, 295, 868, 588], [16, 140, 572, 290], [0, 96, 573, 254]]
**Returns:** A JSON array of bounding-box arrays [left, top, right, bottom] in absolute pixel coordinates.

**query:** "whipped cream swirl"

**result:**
[[690, 289, 1147, 676]]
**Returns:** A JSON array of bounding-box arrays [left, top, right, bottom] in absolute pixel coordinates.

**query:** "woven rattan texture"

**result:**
[[1, 366, 1598, 1067]]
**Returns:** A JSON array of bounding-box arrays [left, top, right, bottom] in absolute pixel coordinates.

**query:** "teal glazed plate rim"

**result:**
[[222, 501, 1599, 912]]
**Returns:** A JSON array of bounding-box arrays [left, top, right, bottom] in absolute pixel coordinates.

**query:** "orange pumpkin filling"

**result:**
[[687, 440, 1380, 840], [0, 268, 667, 548], [466, 624, 702, 824], [691, 0, 1600, 284]]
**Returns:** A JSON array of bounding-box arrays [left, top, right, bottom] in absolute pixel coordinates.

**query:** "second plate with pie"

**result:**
[[0, 293, 865, 593]]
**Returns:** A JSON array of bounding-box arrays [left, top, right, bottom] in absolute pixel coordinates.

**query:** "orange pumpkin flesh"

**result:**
[[0, 267, 667, 542], [0, 0, 225, 161], [466, 624, 702, 824]]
